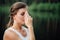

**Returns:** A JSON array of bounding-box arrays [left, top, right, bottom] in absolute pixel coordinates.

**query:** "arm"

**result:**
[[25, 11, 35, 40], [28, 26, 35, 40]]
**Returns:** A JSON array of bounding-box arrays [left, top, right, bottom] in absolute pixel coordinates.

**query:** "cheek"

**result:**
[[16, 15, 24, 22]]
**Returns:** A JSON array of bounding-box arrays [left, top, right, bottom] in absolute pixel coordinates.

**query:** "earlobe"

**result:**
[[13, 15, 16, 20]]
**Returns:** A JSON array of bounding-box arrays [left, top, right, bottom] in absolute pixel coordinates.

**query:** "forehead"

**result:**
[[18, 8, 27, 13]]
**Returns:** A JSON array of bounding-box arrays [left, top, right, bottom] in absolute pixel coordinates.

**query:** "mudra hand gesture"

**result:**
[[25, 11, 33, 28]]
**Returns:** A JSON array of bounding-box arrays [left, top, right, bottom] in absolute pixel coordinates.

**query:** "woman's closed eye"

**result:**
[[21, 12, 25, 16]]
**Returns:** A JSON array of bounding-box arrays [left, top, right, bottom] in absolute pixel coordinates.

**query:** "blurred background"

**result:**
[[0, 0, 60, 40]]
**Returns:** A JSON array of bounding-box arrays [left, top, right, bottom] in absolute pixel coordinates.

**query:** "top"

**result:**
[[5, 26, 29, 40]]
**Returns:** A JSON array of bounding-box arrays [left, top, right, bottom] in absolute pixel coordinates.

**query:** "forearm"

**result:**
[[28, 26, 35, 40]]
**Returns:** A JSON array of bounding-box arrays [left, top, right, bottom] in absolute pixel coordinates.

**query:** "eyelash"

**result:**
[[21, 13, 25, 16]]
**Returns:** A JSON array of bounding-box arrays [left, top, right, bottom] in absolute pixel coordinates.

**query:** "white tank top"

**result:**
[[5, 26, 29, 40]]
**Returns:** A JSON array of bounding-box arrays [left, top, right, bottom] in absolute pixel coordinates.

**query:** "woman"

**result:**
[[3, 2, 35, 40]]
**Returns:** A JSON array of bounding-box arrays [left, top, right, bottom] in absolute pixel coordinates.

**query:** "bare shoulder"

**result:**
[[3, 28, 21, 40]]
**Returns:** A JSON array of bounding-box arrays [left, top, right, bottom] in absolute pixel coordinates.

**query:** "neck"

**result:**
[[12, 21, 22, 30]]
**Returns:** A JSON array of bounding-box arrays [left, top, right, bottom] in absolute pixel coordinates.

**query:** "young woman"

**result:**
[[3, 2, 35, 40]]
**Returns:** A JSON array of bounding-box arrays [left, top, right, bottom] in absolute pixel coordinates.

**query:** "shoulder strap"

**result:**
[[6, 27, 29, 40], [8, 27, 24, 40]]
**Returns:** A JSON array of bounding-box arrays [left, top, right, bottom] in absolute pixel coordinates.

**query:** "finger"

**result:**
[[29, 16, 33, 20], [25, 11, 29, 19], [25, 11, 28, 21], [25, 11, 28, 17]]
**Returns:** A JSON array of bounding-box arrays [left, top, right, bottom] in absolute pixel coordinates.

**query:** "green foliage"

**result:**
[[29, 3, 60, 19]]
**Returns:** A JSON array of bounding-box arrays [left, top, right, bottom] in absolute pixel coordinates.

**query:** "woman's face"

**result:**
[[13, 8, 27, 25]]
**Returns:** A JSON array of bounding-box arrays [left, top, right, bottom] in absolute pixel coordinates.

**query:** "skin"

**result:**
[[3, 8, 35, 40]]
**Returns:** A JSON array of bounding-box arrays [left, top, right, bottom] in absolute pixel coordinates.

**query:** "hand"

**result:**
[[24, 11, 33, 28]]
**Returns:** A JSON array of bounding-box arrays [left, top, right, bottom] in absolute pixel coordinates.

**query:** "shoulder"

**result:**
[[3, 27, 21, 40]]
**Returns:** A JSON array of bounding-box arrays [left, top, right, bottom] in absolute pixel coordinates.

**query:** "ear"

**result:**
[[13, 15, 16, 20]]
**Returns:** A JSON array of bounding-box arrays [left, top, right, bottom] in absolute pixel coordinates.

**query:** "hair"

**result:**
[[7, 2, 27, 27]]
